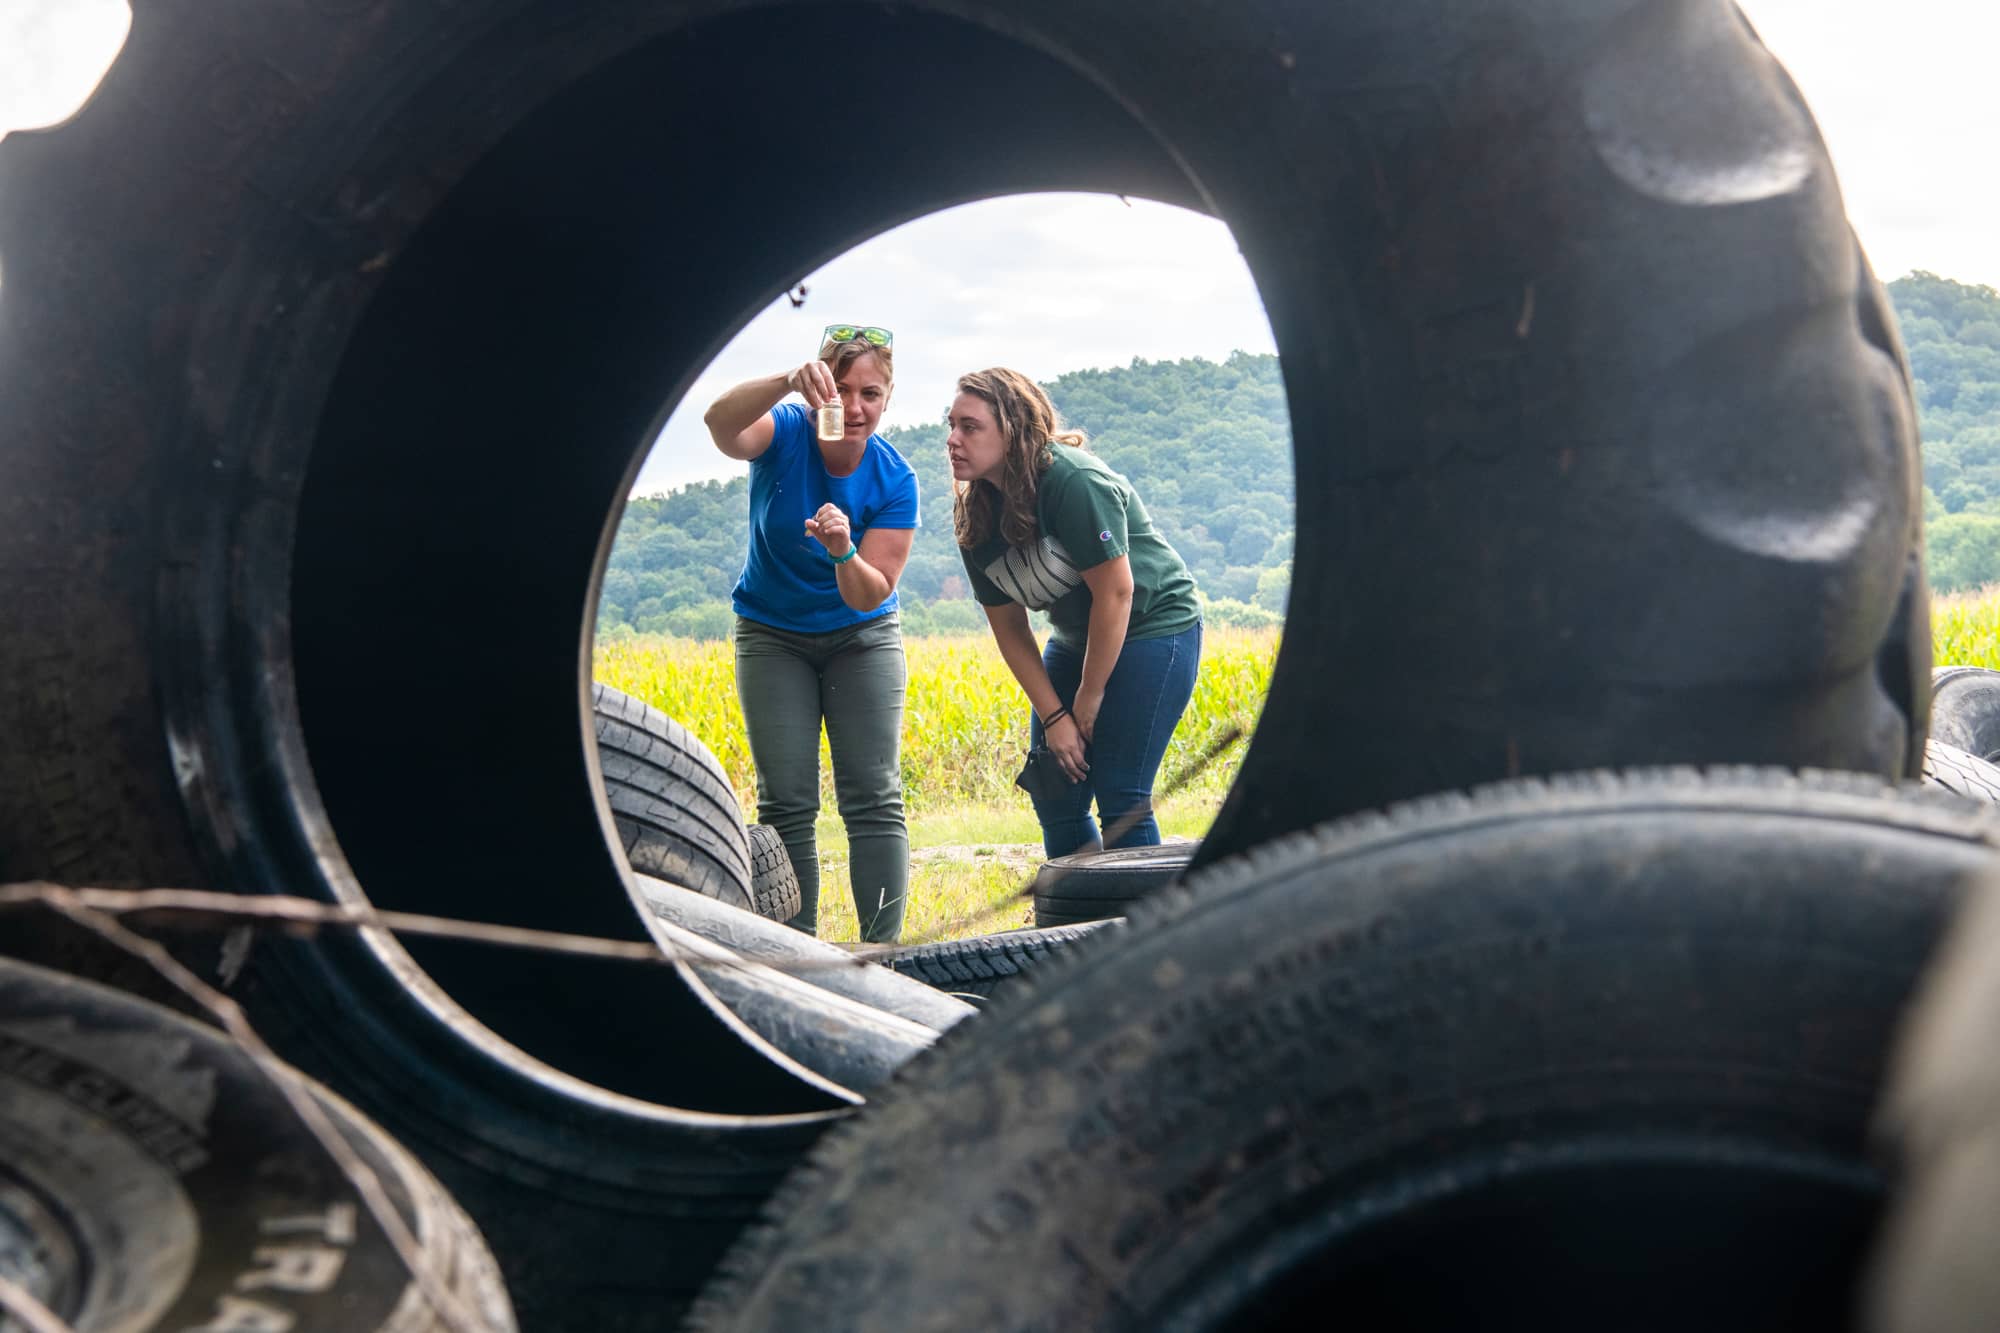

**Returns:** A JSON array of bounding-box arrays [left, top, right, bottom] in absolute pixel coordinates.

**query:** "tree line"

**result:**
[[600, 275, 2000, 640], [1897, 272, 2000, 592]]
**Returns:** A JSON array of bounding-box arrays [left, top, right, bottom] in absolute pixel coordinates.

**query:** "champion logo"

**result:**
[[1098, 530, 1112, 542]]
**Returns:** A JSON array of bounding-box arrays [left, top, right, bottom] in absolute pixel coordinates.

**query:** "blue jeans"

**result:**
[[1028, 622, 1202, 858]]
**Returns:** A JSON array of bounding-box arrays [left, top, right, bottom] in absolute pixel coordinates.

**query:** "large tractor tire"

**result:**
[[0, 0, 1923, 1324]]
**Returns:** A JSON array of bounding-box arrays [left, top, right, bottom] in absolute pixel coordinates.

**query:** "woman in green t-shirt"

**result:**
[[947, 367, 1203, 857]]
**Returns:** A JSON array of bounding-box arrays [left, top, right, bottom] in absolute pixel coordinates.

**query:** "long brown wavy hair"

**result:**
[[951, 367, 1088, 549]]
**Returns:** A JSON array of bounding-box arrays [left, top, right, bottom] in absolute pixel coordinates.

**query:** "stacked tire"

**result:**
[[746, 822, 805, 924], [593, 682, 755, 908], [883, 920, 1123, 1000], [1031, 842, 1193, 927], [592, 682, 802, 922], [0, 0, 1944, 1327], [0, 957, 516, 1331], [1929, 666, 2000, 765], [693, 771, 1995, 1331]]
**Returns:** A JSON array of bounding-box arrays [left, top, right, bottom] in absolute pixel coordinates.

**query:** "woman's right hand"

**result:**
[[786, 360, 837, 409], [1046, 715, 1089, 784]]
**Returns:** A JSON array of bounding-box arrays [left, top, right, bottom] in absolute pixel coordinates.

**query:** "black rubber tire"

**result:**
[[593, 683, 755, 910], [1031, 842, 1195, 928], [1921, 738, 2000, 804], [634, 873, 973, 1034], [1930, 666, 2000, 764], [0, 2, 1926, 1324], [1873, 841, 2000, 1333], [883, 920, 1125, 999], [747, 823, 804, 924], [691, 769, 1997, 1332], [0, 956, 515, 1332]]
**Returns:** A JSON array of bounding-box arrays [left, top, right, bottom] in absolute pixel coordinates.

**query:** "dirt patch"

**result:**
[[910, 843, 1044, 872]]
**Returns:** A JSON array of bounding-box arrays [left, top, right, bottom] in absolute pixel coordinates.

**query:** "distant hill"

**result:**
[[599, 276, 2000, 637], [1895, 272, 2000, 591]]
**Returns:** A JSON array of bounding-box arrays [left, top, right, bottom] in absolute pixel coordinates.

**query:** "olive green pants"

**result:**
[[734, 613, 908, 942]]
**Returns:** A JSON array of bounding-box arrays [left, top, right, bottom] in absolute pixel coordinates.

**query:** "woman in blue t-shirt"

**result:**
[[704, 326, 919, 942]]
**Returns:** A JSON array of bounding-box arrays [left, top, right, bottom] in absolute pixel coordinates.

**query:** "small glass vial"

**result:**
[[815, 401, 844, 442]]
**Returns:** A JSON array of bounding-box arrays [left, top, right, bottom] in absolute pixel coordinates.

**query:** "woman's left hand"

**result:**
[[1072, 691, 1102, 742], [805, 503, 853, 557]]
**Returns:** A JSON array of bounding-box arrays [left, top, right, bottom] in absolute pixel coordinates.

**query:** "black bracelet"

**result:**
[[1041, 706, 1071, 730]]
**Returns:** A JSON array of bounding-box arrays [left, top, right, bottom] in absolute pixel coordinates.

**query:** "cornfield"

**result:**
[[1933, 586, 2000, 669], [593, 625, 1280, 817]]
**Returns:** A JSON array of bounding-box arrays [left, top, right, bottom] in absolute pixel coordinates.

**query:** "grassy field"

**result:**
[[594, 626, 1278, 942]]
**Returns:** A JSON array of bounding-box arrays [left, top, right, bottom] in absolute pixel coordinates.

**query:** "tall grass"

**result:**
[[594, 625, 1279, 816]]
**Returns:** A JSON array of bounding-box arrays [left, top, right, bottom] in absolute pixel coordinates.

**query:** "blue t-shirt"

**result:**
[[732, 402, 921, 633]]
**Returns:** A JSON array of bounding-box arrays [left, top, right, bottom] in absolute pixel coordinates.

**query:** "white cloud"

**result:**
[[1737, 0, 2000, 291]]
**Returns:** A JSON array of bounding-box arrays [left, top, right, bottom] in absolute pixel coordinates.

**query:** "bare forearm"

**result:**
[[704, 371, 791, 454], [833, 557, 893, 612], [1078, 590, 1132, 706]]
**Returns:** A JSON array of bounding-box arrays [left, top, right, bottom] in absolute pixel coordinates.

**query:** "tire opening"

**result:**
[[289, 7, 1227, 1109], [0, 1167, 85, 1321], [1205, 1151, 1879, 1333], [596, 190, 1289, 944]]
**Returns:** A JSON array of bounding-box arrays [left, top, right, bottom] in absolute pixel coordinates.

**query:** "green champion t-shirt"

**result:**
[[960, 446, 1201, 645]]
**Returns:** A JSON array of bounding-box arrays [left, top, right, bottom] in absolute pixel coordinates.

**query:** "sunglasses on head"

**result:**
[[821, 324, 893, 350]]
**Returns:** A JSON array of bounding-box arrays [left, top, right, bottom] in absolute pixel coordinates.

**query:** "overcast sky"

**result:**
[[4, 0, 1993, 494]]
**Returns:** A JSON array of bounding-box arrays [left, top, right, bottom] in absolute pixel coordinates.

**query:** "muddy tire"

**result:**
[[692, 769, 1994, 1332]]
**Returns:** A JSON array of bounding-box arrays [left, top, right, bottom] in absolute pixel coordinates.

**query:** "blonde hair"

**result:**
[[821, 337, 893, 385], [951, 367, 1087, 549]]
